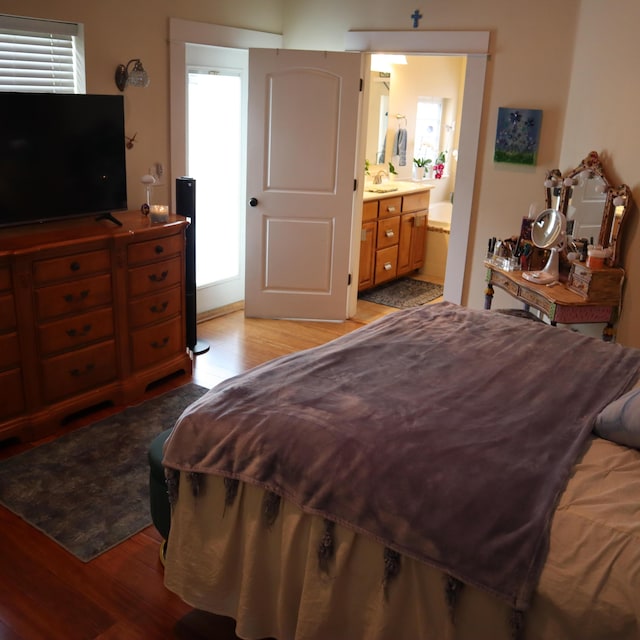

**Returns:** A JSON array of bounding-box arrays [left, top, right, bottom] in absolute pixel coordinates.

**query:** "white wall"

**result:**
[[559, 0, 640, 346]]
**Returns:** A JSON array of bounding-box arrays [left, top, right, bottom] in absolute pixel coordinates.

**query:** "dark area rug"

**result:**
[[0, 383, 208, 562], [358, 277, 444, 309]]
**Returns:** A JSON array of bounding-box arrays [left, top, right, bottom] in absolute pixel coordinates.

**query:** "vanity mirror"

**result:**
[[522, 208, 566, 284], [551, 151, 632, 267]]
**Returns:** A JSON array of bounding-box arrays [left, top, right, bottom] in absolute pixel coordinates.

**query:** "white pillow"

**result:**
[[594, 387, 640, 449]]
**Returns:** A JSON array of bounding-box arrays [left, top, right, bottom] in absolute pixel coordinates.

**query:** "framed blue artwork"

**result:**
[[494, 108, 542, 165]]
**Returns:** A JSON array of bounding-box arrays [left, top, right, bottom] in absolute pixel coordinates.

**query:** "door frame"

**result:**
[[169, 20, 283, 203], [345, 30, 490, 311], [168, 19, 283, 315]]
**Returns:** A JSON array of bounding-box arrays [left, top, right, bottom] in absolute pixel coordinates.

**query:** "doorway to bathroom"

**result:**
[[364, 54, 463, 294]]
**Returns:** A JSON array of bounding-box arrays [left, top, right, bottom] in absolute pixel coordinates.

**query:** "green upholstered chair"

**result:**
[[148, 427, 173, 561]]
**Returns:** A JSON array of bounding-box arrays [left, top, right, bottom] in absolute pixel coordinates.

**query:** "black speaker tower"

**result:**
[[176, 177, 209, 356]]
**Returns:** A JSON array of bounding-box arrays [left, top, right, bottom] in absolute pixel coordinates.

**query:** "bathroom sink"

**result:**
[[365, 185, 398, 193]]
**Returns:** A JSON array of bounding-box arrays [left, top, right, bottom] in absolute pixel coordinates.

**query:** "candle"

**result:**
[[149, 204, 169, 222]]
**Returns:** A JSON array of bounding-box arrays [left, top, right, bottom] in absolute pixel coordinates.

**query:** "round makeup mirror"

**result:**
[[522, 208, 566, 285]]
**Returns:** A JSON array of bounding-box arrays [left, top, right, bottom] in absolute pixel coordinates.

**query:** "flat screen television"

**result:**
[[0, 92, 128, 228]]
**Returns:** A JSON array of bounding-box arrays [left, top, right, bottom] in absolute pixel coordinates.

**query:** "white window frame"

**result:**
[[0, 14, 85, 93]]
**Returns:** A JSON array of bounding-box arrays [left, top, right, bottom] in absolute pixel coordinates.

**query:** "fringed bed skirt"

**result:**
[[164, 436, 640, 640]]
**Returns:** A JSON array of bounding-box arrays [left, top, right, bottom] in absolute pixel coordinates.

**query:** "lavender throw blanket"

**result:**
[[164, 303, 640, 610]]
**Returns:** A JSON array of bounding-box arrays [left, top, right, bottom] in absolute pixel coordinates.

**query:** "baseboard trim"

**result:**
[[197, 301, 244, 322]]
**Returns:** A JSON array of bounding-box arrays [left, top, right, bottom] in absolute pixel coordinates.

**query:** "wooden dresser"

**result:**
[[359, 186, 431, 291], [0, 212, 192, 442]]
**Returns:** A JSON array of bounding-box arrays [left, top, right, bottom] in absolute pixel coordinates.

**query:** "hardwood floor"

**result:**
[[0, 300, 396, 640]]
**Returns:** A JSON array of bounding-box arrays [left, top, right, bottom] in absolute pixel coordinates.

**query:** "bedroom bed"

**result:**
[[161, 302, 640, 640]]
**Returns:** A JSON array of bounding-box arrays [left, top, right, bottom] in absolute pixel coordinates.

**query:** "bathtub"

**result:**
[[420, 201, 452, 284], [427, 201, 452, 231]]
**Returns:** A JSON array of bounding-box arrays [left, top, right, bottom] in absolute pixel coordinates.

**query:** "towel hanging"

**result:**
[[393, 127, 407, 166]]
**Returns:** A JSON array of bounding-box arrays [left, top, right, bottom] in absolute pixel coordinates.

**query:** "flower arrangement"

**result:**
[[434, 151, 447, 179]]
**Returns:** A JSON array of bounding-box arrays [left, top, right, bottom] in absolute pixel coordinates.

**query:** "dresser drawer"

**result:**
[[362, 200, 378, 222], [0, 331, 20, 369], [33, 249, 110, 285], [130, 316, 183, 371], [128, 256, 182, 298], [402, 191, 430, 212], [39, 307, 115, 356], [375, 245, 398, 284], [129, 285, 182, 329], [376, 216, 400, 249], [0, 367, 24, 419], [378, 196, 402, 217], [490, 271, 519, 297], [0, 292, 16, 332], [36, 273, 112, 322], [518, 287, 553, 315], [128, 232, 184, 266], [0, 265, 11, 291], [41, 340, 117, 403]]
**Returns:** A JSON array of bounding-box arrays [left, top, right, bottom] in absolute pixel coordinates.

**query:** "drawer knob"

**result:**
[[70, 261, 81, 272], [154, 245, 164, 254], [70, 362, 95, 377], [384, 262, 393, 271], [148, 271, 168, 283], [151, 336, 170, 349], [63, 290, 89, 303], [387, 206, 396, 213], [150, 301, 169, 314], [66, 324, 92, 338], [385, 229, 395, 238]]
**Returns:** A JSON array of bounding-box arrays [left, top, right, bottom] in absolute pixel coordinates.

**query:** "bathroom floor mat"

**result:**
[[358, 278, 444, 309]]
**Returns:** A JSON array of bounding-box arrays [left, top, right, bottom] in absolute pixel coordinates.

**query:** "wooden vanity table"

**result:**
[[484, 260, 624, 331], [485, 151, 632, 340]]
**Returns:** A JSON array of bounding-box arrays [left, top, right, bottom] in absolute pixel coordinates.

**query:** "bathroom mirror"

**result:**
[[556, 151, 632, 266], [365, 72, 390, 166]]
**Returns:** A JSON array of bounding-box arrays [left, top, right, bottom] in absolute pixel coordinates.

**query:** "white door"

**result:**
[[244, 49, 362, 320]]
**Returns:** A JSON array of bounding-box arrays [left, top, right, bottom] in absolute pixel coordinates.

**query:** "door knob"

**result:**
[[249, 197, 258, 207]]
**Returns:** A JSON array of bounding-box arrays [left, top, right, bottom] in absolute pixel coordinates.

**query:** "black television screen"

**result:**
[[0, 92, 128, 228]]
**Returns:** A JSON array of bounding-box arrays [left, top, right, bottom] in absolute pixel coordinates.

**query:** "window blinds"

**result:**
[[0, 14, 85, 93]]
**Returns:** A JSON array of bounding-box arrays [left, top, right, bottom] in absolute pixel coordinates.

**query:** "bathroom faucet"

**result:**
[[373, 170, 388, 185]]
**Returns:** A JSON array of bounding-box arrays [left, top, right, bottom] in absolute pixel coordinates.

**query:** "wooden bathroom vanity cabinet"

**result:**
[[359, 183, 433, 291], [0, 212, 192, 442]]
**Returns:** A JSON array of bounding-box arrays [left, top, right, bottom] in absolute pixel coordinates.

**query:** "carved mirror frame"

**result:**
[[547, 151, 632, 267]]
